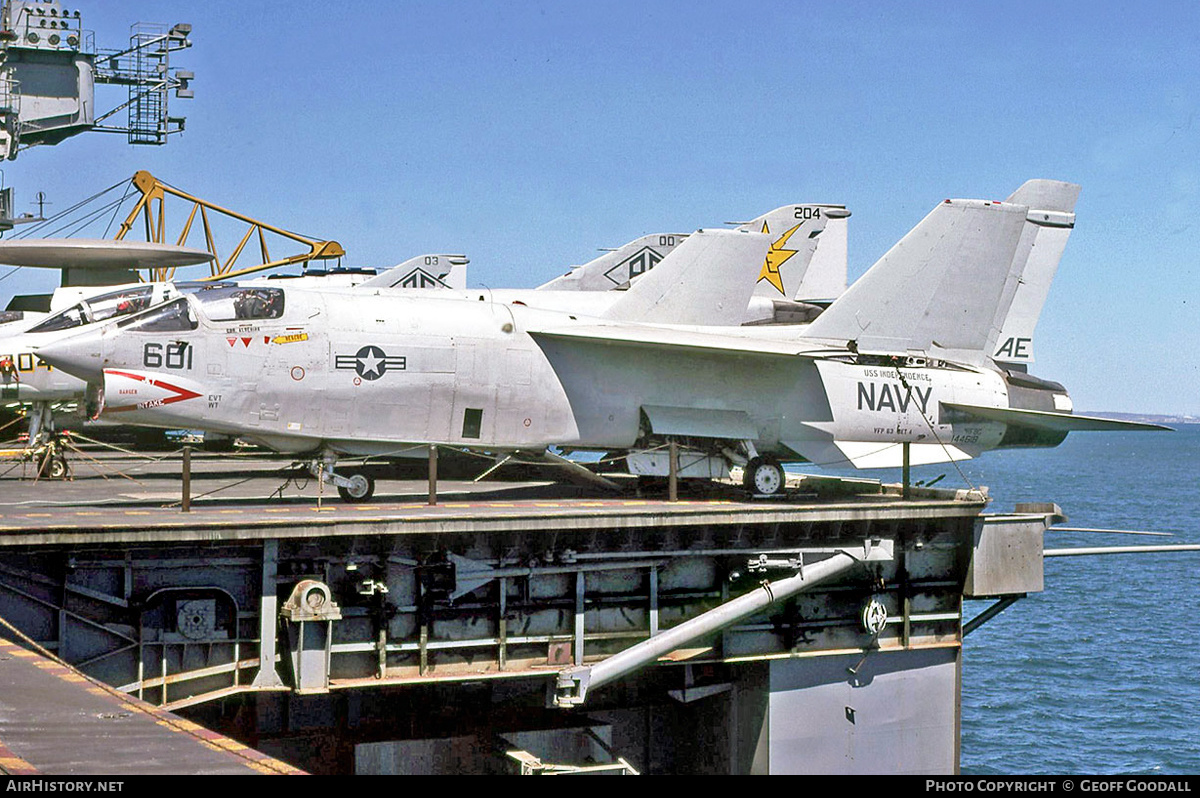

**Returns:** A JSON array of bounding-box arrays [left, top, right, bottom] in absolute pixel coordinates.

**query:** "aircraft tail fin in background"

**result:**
[[357, 254, 469, 290], [989, 179, 1080, 367], [536, 234, 689, 291], [734, 204, 848, 303], [802, 197, 1029, 356], [600, 229, 772, 326], [797, 207, 850, 303]]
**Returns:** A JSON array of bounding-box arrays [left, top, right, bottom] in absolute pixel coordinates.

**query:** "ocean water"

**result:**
[[796, 425, 1200, 775]]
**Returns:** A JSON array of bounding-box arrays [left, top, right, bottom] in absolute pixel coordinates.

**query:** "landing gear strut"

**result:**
[[742, 456, 785, 496], [336, 470, 375, 502], [308, 461, 376, 503]]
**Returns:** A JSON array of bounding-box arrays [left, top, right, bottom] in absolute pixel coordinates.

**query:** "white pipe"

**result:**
[[555, 551, 866, 706]]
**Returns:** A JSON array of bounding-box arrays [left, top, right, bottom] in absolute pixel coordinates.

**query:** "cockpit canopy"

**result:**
[[120, 298, 198, 333], [28, 286, 155, 334], [191, 286, 285, 321]]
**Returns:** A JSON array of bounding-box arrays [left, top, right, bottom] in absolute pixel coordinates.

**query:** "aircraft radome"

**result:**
[[38, 187, 1168, 501]]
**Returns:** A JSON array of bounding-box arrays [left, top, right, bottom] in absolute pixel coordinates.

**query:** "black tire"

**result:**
[[743, 457, 784, 496], [38, 453, 67, 480], [336, 471, 375, 503], [46, 457, 68, 480]]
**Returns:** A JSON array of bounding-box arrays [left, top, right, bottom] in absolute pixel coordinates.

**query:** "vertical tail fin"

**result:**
[[600, 229, 771, 325], [803, 197, 1029, 355], [733, 204, 843, 302], [796, 207, 850, 304], [357, 254, 469, 290], [990, 180, 1080, 366], [536, 234, 688, 291]]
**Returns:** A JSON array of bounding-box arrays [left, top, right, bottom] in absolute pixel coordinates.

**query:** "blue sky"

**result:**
[[2, 1, 1198, 414]]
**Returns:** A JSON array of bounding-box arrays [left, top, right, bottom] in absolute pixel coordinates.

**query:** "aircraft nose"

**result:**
[[35, 329, 107, 382]]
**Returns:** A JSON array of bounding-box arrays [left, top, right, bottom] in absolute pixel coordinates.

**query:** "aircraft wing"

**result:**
[[528, 323, 827, 358], [942, 403, 1172, 432]]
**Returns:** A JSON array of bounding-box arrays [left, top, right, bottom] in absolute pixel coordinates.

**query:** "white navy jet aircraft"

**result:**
[[0, 252, 471, 451], [531, 203, 848, 325], [38, 185, 1166, 500]]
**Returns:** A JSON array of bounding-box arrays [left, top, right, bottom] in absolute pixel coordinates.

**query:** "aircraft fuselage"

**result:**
[[41, 286, 1047, 467]]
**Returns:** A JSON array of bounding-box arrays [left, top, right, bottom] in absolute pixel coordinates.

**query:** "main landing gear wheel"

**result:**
[[337, 471, 375, 503], [38, 453, 68, 480], [742, 457, 784, 496]]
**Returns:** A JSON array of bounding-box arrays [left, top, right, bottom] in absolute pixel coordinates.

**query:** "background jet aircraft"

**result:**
[[39, 184, 1164, 501], [537, 233, 688, 291], [534, 204, 849, 326], [251, 253, 470, 291]]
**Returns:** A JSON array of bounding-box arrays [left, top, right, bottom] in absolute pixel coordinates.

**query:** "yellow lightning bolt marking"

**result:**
[[756, 221, 803, 295], [757, 221, 804, 295]]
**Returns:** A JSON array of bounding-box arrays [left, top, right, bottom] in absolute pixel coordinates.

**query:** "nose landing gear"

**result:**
[[308, 460, 376, 503]]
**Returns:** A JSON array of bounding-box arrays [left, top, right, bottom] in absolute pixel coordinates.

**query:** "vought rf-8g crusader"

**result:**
[[0, 247, 469, 472], [38, 182, 1167, 500]]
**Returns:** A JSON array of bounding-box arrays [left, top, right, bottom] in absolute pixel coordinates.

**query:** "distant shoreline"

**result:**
[[1084, 412, 1200, 425]]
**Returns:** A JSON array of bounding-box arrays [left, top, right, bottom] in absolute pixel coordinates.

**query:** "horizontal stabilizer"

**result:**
[[785, 439, 975, 469], [943, 403, 1172, 432]]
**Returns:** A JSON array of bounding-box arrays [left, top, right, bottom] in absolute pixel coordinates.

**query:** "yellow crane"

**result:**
[[114, 170, 345, 282]]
